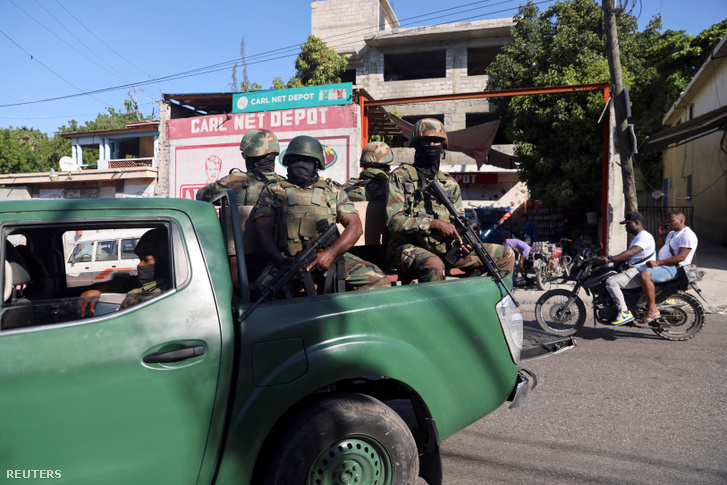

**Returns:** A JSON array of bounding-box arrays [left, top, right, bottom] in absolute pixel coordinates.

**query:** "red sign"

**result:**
[[166, 104, 358, 140], [452, 173, 498, 185]]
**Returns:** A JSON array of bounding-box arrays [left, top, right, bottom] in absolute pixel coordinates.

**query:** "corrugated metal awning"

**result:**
[[639, 104, 727, 153]]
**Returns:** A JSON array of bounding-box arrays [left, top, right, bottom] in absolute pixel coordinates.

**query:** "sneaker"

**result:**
[[609, 311, 634, 326]]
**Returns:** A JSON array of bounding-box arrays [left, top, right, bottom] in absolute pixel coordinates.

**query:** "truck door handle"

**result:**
[[143, 345, 206, 364]]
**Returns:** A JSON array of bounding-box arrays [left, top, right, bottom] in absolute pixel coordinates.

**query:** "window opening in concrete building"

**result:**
[[467, 47, 500, 76], [341, 69, 356, 85], [384, 51, 446, 81], [466, 113, 508, 145]]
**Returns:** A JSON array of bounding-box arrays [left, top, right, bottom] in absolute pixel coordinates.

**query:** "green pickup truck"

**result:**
[[0, 193, 573, 484]]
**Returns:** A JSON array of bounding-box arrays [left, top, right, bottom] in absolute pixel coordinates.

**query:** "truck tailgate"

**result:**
[[521, 326, 576, 360]]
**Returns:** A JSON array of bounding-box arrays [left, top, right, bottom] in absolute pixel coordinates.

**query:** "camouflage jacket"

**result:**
[[343, 167, 389, 202], [386, 163, 463, 256], [196, 170, 282, 206], [254, 178, 358, 255]]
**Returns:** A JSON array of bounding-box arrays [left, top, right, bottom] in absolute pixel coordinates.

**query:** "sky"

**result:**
[[1, 0, 725, 137]]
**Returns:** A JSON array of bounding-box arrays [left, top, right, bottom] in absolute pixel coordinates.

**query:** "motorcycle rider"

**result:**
[[638, 211, 698, 323], [602, 211, 655, 325]]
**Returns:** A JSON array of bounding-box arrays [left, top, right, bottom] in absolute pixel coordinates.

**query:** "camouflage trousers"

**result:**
[[256, 251, 390, 296], [387, 242, 515, 283]]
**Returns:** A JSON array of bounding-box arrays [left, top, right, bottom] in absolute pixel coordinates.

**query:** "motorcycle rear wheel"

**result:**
[[651, 291, 705, 341], [535, 288, 586, 335], [534, 262, 550, 291]]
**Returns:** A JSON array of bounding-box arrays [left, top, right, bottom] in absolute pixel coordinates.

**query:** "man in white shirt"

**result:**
[[604, 212, 656, 325], [639, 211, 698, 323]]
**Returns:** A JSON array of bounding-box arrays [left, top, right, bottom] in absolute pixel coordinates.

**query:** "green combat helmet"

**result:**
[[409, 118, 448, 147], [360, 142, 393, 166], [282, 135, 326, 170], [133, 228, 168, 260], [240, 129, 280, 158]]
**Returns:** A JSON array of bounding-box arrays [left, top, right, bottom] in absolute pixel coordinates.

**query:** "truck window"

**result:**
[[1, 223, 187, 332]]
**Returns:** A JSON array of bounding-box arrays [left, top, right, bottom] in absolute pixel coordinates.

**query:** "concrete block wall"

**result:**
[[312, 0, 395, 54]]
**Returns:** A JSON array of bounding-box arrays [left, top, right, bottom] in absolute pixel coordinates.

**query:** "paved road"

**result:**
[[432, 288, 727, 484]]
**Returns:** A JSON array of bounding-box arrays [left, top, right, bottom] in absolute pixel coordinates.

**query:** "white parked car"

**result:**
[[65, 229, 147, 287]]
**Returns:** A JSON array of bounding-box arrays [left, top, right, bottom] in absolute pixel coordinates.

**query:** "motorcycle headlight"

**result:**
[[496, 295, 523, 364]]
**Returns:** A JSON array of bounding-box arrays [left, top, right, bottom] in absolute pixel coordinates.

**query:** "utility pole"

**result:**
[[603, 0, 638, 213]]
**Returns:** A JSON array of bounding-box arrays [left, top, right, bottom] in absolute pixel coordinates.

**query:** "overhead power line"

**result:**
[[0, 0, 555, 110]]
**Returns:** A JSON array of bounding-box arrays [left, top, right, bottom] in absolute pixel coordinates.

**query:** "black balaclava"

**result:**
[[413, 144, 444, 178], [137, 263, 156, 285], [286, 158, 319, 188], [245, 153, 276, 173]]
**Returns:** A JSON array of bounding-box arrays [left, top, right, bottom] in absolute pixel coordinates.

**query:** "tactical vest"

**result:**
[[277, 179, 337, 255], [399, 164, 455, 256], [237, 170, 277, 205]]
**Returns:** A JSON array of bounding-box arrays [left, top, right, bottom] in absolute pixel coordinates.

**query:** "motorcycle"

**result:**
[[529, 239, 572, 291], [534, 247, 706, 341]]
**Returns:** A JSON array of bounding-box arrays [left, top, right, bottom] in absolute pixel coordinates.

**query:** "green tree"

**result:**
[[486, 0, 625, 209], [0, 128, 41, 174], [291, 35, 347, 87], [487, 1, 727, 209]]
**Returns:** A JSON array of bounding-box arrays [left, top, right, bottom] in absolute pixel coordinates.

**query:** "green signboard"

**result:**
[[232, 83, 352, 114]]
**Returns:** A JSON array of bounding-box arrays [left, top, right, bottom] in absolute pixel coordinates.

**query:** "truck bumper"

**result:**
[[507, 328, 576, 408], [508, 368, 537, 409], [521, 326, 576, 360]]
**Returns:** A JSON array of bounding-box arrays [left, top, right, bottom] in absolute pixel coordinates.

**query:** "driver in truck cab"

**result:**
[[77, 228, 170, 316]]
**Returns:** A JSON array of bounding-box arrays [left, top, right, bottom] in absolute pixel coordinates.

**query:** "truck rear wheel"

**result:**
[[265, 392, 418, 485]]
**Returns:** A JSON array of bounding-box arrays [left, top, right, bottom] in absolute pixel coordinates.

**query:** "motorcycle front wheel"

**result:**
[[534, 261, 551, 291], [535, 288, 586, 335], [651, 291, 705, 341]]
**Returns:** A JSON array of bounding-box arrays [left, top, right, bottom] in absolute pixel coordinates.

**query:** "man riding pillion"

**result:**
[[639, 211, 698, 324], [254, 135, 391, 295], [196, 128, 283, 206], [343, 141, 394, 201], [386, 118, 514, 283], [602, 211, 656, 325]]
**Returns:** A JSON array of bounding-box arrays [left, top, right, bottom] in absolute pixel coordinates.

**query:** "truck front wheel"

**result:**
[[265, 392, 418, 485]]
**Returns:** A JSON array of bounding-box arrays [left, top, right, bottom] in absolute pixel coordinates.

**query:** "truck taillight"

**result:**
[[496, 295, 523, 364]]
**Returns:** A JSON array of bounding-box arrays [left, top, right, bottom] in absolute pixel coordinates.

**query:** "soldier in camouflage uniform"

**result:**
[[196, 129, 283, 206], [386, 119, 515, 283], [77, 228, 170, 316], [342, 141, 394, 201], [254, 135, 390, 294]]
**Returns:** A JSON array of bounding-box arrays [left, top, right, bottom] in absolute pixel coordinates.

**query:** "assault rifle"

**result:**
[[419, 176, 519, 307], [240, 220, 339, 321]]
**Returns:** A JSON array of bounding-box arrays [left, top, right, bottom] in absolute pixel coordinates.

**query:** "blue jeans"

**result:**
[[646, 265, 679, 283]]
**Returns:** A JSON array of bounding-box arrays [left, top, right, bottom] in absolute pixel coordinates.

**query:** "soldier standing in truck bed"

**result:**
[[196, 129, 283, 206], [254, 135, 391, 295], [386, 118, 515, 283], [343, 141, 394, 202]]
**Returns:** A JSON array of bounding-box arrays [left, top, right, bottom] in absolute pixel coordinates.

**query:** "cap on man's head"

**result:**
[[620, 211, 645, 224]]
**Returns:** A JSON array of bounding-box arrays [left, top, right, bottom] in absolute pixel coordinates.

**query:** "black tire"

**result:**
[[534, 262, 550, 291], [264, 392, 418, 485], [651, 291, 705, 341], [535, 288, 587, 336]]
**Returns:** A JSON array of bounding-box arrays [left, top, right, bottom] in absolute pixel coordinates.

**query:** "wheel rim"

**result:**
[[307, 436, 392, 485], [657, 296, 697, 335], [542, 295, 580, 332]]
